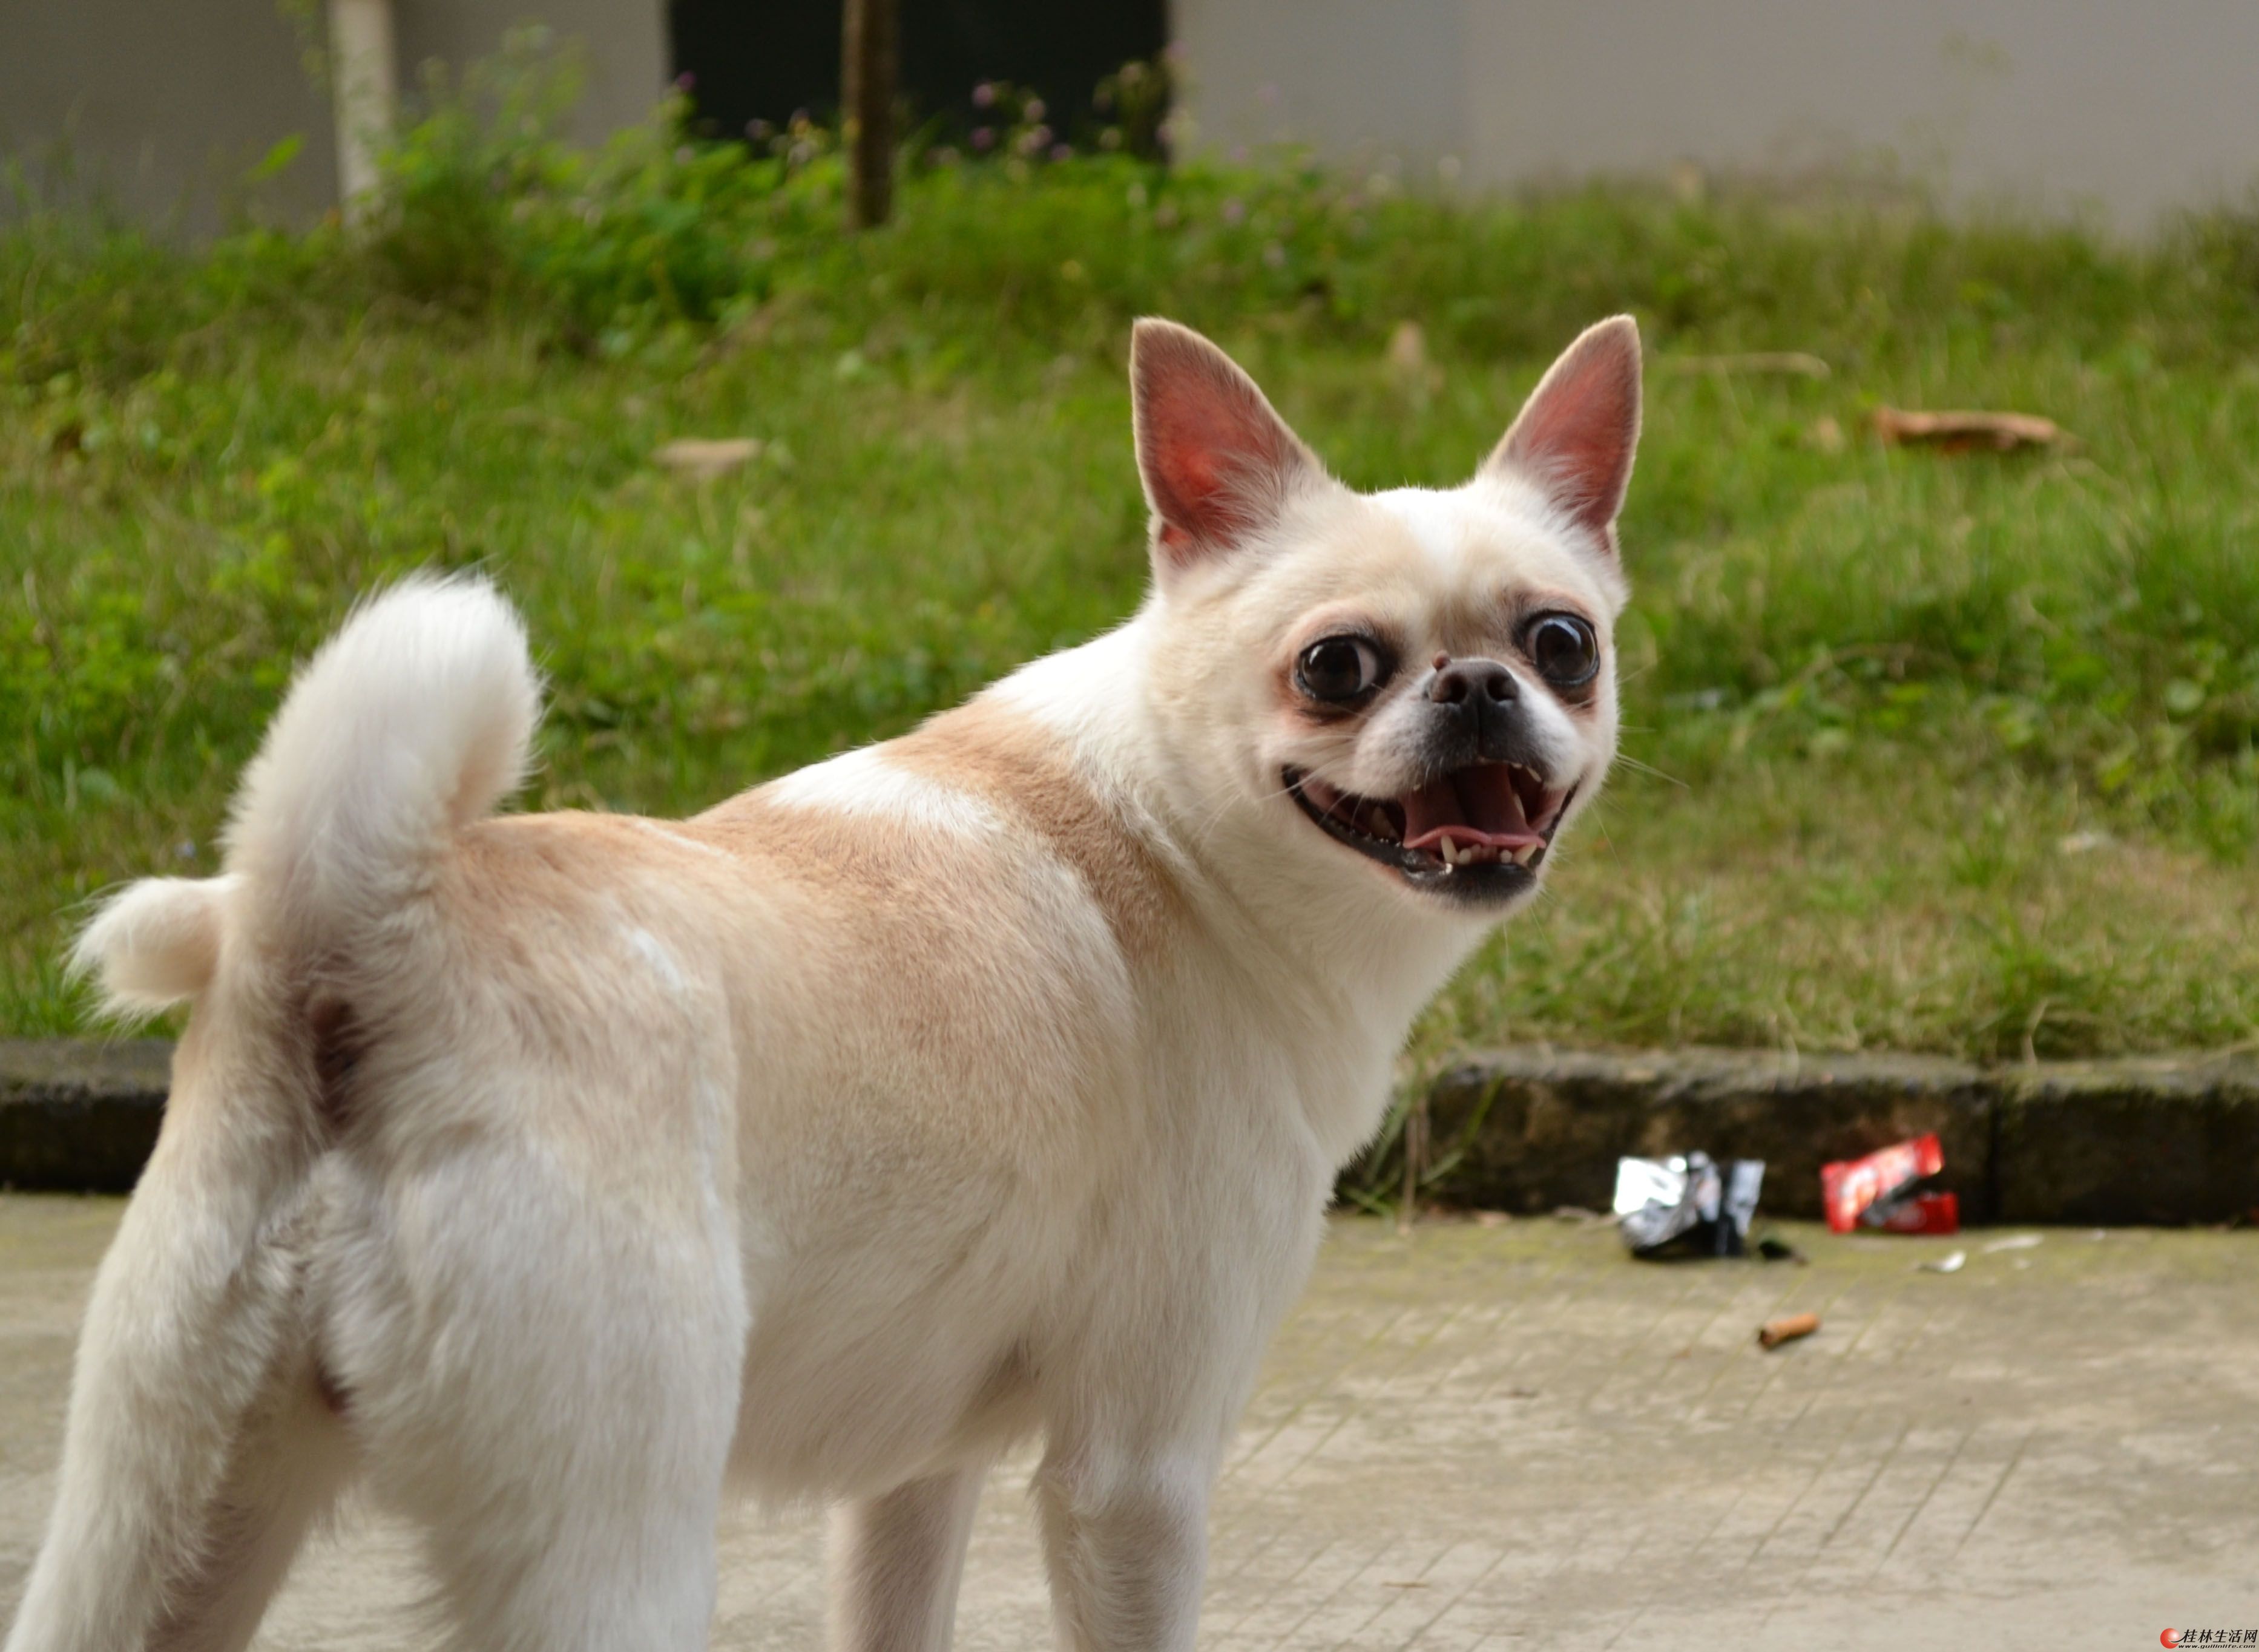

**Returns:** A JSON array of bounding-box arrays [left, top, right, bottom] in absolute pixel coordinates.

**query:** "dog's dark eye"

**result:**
[[1296, 635, 1390, 704], [1525, 614, 1600, 688]]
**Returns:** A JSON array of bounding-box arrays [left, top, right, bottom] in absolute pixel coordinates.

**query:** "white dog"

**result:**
[[7, 314, 1639, 1651]]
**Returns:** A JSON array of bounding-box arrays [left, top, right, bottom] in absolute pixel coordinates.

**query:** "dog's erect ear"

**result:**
[[1485, 315, 1642, 559], [1131, 318, 1321, 574]]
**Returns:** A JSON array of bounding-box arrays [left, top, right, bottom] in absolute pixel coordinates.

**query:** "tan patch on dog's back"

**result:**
[[884, 698, 1186, 963], [410, 713, 1182, 1158], [676, 719, 1163, 1162]]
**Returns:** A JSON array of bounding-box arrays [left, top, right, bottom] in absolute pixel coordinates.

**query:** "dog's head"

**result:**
[[1131, 316, 1639, 919]]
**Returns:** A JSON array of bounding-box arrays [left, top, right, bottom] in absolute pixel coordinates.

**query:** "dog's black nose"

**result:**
[[1427, 657, 1519, 706], [1424, 656, 1530, 764]]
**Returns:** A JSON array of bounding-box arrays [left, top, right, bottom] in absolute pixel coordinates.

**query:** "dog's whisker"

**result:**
[[1610, 753, 1688, 788]]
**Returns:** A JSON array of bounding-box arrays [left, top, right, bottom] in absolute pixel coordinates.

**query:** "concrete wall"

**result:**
[[0, 0, 340, 232], [394, 0, 668, 148], [0, 0, 668, 234], [1177, 0, 2259, 229]]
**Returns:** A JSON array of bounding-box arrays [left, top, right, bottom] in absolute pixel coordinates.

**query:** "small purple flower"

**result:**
[[746, 118, 771, 140], [1031, 124, 1052, 148], [1050, 143, 1072, 162], [674, 70, 696, 91], [1262, 241, 1286, 269], [971, 126, 995, 151], [1025, 97, 1046, 123], [1221, 197, 1246, 225], [973, 82, 997, 109]]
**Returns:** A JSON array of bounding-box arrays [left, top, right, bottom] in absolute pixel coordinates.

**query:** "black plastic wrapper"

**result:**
[[1613, 1152, 1765, 1258]]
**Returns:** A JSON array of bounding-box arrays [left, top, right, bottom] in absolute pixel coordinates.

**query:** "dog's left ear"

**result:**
[[1485, 315, 1642, 561], [1131, 318, 1323, 577]]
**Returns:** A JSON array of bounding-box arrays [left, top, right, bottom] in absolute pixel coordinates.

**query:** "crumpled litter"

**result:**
[[1613, 1152, 1764, 1257], [1821, 1133, 1960, 1235]]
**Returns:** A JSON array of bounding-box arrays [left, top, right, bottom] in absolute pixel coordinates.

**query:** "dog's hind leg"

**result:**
[[143, 1377, 358, 1652], [324, 1132, 748, 1652], [4, 1017, 329, 1652], [827, 1463, 990, 1652]]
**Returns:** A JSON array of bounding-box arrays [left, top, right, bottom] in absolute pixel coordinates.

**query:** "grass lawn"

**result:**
[[4, 96, 2257, 1061]]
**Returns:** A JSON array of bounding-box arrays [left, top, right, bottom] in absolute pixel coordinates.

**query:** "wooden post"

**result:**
[[841, 0, 897, 228], [327, 0, 398, 227]]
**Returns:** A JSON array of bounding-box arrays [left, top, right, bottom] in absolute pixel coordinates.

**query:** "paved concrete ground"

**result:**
[[4, 1194, 2255, 1648]]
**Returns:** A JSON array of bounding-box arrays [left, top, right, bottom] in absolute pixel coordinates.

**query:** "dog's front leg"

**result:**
[[827, 1462, 988, 1652], [1033, 1440, 1216, 1652]]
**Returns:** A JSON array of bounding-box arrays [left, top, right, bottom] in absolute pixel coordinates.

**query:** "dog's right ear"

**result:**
[[1483, 315, 1642, 564], [1131, 318, 1321, 577]]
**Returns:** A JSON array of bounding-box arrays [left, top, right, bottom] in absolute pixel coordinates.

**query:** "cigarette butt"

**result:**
[[1757, 1312, 1820, 1351]]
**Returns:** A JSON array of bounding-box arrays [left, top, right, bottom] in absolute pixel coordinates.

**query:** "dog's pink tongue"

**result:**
[[1400, 767, 1539, 850]]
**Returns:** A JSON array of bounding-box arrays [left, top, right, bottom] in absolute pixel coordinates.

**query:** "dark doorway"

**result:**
[[669, 1, 1168, 145]]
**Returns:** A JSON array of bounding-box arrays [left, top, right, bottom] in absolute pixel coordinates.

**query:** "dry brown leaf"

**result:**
[[1386, 320, 1428, 377], [653, 437, 764, 479], [1657, 351, 1832, 379], [1873, 407, 2065, 453]]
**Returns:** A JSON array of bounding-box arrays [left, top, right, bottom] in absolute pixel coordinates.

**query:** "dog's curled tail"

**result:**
[[71, 575, 539, 1017]]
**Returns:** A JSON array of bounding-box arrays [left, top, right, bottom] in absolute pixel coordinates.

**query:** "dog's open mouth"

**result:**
[[1284, 762, 1571, 895]]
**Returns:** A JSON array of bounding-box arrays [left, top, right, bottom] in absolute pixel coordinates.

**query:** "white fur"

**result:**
[[224, 572, 539, 938], [10, 320, 1639, 1652], [69, 875, 237, 1018], [765, 746, 1005, 837]]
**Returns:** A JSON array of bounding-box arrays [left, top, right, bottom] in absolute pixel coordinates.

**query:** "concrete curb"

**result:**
[[0, 1039, 174, 1193], [1422, 1046, 2259, 1225], [7, 1039, 2258, 1224]]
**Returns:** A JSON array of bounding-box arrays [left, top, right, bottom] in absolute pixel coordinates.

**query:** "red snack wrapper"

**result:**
[[1821, 1134, 1945, 1233], [1870, 1190, 1960, 1236]]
